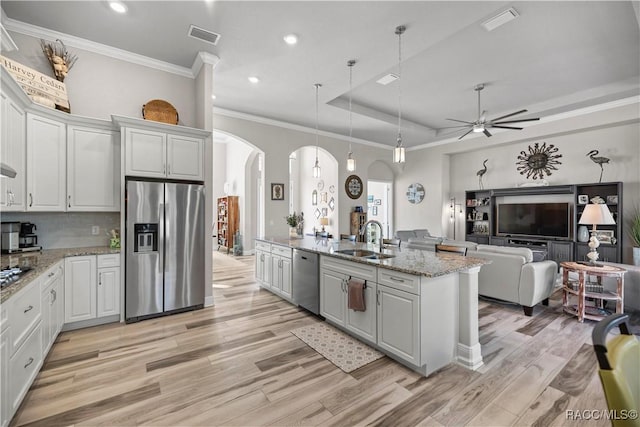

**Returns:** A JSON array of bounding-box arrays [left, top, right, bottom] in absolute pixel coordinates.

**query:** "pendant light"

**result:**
[[312, 83, 322, 178], [393, 25, 406, 164], [346, 60, 357, 172]]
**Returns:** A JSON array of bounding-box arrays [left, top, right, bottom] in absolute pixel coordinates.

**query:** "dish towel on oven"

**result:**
[[347, 278, 366, 312]]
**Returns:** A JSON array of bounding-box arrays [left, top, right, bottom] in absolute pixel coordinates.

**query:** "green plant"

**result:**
[[285, 212, 301, 227], [630, 207, 640, 247]]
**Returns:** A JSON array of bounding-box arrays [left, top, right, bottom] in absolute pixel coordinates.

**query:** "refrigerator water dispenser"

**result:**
[[134, 223, 158, 252]]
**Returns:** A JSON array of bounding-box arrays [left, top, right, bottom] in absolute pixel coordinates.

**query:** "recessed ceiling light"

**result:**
[[283, 34, 298, 45], [248, 76, 260, 84], [109, 1, 127, 14], [376, 73, 398, 85], [211, 94, 216, 100]]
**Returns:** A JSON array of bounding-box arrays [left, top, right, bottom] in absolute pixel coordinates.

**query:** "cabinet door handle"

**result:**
[[99, 272, 102, 286], [10, 190, 14, 205], [376, 290, 380, 306], [51, 289, 56, 303], [68, 195, 71, 208], [29, 193, 33, 207], [163, 163, 166, 174], [48, 272, 55, 277], [24, 357, 34, 369], [168, 164, 171, 175], [6, 190, 10, 206], [24, 305, 33, 313], [389, 276, 405, 283]]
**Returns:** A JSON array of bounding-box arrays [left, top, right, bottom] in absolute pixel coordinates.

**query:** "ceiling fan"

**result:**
[[443, 84, 540, 140]]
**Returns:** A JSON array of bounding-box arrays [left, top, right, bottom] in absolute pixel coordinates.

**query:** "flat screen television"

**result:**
[[497, 203, 571, 239]]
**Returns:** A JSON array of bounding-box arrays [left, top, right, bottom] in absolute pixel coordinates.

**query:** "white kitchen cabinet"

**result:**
[[65, 254, 120, 325], [64, 255, 97, 322], [97, 266, 120, 317], [8, 323, 42, 414], [376, 284, 420, 366], [8, 278, 42, 355], [0, 92, 26, 211], [255, 241, 272, 289], [124, 127, 167, 178], [270, 245, 292, 300], [319, 256, 377, 344], [167, 134, 204, 180], [26, 113, 66, 211], [41, 262, 64, 355], [120, 119, 206, 181], [67, 125, 120, 211], [0, 326, 9, 427]]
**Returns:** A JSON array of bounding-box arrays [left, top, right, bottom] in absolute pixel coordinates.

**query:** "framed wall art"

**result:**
[[578, 194, 589, 205], [271, 183, 284, 200]]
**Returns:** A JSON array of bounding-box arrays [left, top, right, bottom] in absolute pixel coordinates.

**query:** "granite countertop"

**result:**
[[0, 246, 120, 304], [257, 236, 490, 278]]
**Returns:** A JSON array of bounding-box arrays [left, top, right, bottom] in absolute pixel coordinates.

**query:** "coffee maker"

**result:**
[[1, 222, 20, 253], [19, 222, 41, 252]]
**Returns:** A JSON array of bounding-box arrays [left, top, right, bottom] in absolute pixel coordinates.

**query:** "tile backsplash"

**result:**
[[1, 212, 120, 249]]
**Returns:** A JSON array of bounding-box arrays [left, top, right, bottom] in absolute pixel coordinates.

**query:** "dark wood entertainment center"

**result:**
[[465, 182, 622, 264]]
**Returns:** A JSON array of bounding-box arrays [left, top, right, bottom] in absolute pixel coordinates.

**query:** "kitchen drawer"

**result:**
[[9, 280, 42, 355], [97, 253, 120, 268], [270, 244, 292, 258], [321, 256, 376, 281], [41, 262, 63, 289], [255, 241, 271, 252], [9, 322, 42, 412], [378, 269, 421, 295]]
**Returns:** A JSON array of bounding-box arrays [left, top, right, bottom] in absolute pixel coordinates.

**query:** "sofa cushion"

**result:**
[[441, 239, 478, 250], [395, 230, 418, 241], [406, 236, 443, 251], [477, 244, 534, 263], [414, 229, 431, 238]]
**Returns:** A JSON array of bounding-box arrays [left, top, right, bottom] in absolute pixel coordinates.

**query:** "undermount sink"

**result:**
[[363, 253, 395, 260], [335, 249, 395, 260], [335, 249, 375, 257]]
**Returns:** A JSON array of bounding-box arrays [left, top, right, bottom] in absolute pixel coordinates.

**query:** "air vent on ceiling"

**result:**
[[377, 73, 398, 85], [481, 8, 519, 32], [188, 25, 221, 46]]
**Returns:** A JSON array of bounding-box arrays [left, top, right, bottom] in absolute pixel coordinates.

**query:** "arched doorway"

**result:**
[[367, 160, 395, 239], [289, 146, 339, 236]]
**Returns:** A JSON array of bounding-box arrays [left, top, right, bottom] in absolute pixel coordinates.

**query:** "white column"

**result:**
[[457, 266, 483, 370]]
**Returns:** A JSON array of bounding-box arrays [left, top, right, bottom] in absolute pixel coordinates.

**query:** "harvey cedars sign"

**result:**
[[1, 55, 70, 111]]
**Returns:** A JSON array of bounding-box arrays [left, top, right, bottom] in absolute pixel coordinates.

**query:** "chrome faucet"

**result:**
[[360, 220, 384, 249]]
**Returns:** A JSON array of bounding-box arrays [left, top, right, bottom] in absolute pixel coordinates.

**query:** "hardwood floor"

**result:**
[[11, 252, 639, 427]]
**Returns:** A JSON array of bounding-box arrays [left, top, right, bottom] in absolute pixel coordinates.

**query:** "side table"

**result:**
[[560, 261, 626, 322]]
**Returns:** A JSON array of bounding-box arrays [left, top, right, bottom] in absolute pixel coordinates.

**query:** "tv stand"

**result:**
[[507, 238, 548, 248]]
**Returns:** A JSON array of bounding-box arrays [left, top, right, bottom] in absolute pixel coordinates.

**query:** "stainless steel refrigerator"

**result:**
[[125, 179, 205, 322]]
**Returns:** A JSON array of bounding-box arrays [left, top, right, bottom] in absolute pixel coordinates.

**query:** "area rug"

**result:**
[[291, 323, 384, 373]]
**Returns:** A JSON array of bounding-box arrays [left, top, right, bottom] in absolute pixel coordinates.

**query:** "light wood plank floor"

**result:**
[[11, 252, 639, 427]]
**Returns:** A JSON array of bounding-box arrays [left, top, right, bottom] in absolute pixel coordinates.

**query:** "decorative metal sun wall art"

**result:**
[[516, 142, 562, 180]]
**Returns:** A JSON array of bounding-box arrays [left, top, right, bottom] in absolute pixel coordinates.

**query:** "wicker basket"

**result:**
[[142, 99, 178, 125]]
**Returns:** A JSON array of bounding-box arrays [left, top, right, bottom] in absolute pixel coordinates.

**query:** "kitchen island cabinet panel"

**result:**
[[26, 113, 66, 211], [67, 126, 120, 211], [377, 285, 420, 366]]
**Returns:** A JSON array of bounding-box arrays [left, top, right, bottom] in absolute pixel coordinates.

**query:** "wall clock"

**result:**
[[406, 183, 425, 204], [345, 175, 363, 199]]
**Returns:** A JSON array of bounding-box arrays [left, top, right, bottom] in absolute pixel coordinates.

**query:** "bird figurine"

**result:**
[[476, 159, 488, 189], [586, 150, 610, 183]]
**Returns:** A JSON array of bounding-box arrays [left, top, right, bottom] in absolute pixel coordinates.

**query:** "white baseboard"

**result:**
[[457, 342, 484, 371], [205, 295, 214, 307]]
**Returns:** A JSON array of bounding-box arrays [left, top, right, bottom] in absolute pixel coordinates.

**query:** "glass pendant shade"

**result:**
[[346, 154, 356, 172], [393, 143, 405, 164], [312, 159, 321, 178], [346, 60, 357, 172], [312, 83, 322, 178]]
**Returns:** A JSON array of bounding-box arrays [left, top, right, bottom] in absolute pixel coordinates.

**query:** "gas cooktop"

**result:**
[[0, 266, 33, 288]]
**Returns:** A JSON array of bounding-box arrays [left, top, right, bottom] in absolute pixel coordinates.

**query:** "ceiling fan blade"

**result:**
[[489, 125, 523, 130], [492, 118, 540, 124], [458, 129, 474, 140], [446, 118, 474, 124], [479, 110, 486, 122], [483, 129, 492, 137], [438, 124, 473, 129], [489, 109, 528, 122]]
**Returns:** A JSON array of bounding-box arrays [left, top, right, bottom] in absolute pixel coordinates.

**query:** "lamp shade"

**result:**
[[319, 217, 329, 226], [578, 204, 615, 225]]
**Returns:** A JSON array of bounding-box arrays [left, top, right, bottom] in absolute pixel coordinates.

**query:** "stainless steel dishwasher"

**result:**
[[292, 249, 319, 315]]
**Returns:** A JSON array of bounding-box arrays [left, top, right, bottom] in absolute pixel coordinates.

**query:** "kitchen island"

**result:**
[[256, 236, 490, 376]]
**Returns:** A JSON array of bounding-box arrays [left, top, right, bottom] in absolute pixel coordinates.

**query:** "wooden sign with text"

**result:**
[[1, 55, 70, 111]]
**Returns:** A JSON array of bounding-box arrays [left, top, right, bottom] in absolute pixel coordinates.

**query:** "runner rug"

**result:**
[[290, 322, 384, 373]]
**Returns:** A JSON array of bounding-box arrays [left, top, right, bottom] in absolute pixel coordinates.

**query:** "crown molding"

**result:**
[[213, 107, 392, 151], [2, 17, 197, 78]]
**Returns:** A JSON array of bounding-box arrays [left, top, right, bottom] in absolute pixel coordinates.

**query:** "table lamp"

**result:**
[[578, 203, 615, 265], [319, 217, 329, 232]]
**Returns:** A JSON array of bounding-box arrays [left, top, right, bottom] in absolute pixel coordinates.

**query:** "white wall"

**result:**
[[4, 31, 196, 126], [211, 113, 392, 238]]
